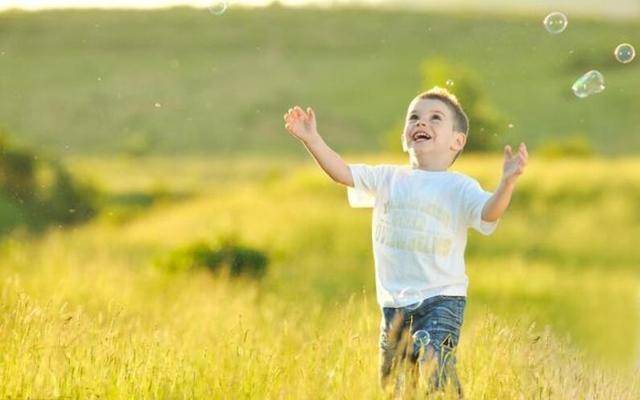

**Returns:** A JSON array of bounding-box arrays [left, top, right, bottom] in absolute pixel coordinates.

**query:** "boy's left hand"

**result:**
[[501, 142, 528, 186]]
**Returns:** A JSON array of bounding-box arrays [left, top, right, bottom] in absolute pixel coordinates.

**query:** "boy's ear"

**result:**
[[450, 131, 466, 152]]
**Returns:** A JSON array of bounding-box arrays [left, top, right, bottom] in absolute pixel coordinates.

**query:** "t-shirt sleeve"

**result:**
[[348, 164, 391, 196], [346, 164, 393, 208], [461, 177, 498, 235]]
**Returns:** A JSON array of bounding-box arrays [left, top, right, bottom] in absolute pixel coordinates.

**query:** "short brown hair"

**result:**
[[415, 87, 469, 164]]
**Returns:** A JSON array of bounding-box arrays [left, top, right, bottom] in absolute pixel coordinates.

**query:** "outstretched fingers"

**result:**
[[504, 144, 513, 159], [284, 108, 294, 122], [293, 106, 305, 120], [519, 142, 529, 159], [307, 107, 315, 122], [284, 105, 315, 133]]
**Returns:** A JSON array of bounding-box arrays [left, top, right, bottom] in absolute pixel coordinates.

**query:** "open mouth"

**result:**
[[412, 130, 433, 143]]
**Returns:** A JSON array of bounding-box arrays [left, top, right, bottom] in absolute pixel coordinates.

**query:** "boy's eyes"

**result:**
[[409, 114, 442, 121]]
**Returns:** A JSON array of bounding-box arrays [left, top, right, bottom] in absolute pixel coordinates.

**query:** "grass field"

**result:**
[[1, 4, 639, 397], [0, 7, 639, 157], [1, 153, 639, 398]]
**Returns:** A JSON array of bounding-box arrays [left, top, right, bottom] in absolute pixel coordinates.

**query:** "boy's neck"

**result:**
[[409, 152, 451, 172]]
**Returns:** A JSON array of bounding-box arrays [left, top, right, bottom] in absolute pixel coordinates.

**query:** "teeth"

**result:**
[[413, 132, 431, 141]]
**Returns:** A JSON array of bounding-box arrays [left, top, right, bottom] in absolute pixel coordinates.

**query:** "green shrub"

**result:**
[[157, 237, 268, 278]]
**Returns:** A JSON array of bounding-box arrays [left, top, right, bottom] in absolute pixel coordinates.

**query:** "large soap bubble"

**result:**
[[614, 43, 636, 64], [543, 12, 568, 34], [208, 1, 228, 16], [572, 70, 605, 99]]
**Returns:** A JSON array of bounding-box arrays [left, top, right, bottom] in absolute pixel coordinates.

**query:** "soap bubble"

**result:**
[[543, 12, 568, 34], [208, 1, 228, 16], [572, 70, 605, 99], [398, 288, 418, 301], [445, 79, 454, 86], [405, 299, 423, 311], [614, 43, 635, 64], [397, 288, 424, 311], [413, 330, 431, 351]]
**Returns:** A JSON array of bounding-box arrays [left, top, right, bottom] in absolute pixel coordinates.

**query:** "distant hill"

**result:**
[[0, 7, 638, 156]]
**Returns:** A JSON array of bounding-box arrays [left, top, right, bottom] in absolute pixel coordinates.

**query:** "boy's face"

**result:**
[[402, 97, 466, 158]]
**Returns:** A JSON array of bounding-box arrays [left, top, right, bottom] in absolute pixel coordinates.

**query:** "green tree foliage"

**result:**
[[0, 130, 99, 233], [0, 132, 37, 204], [36, 162, 99, 226], [385, 59, 506, 153], [420, 59, 506, 152]]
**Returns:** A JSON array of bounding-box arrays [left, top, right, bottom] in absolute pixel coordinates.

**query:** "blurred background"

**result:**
[[0, 0, 638, 398]]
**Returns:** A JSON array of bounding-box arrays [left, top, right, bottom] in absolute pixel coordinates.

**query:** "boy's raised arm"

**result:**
[[283, 106, 354, 187], [481, 143, 529, 222]]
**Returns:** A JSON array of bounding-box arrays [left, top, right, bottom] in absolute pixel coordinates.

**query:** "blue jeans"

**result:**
[[379, 295, 466, 397]]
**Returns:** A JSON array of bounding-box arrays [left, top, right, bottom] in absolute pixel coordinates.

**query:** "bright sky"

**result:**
[[0, 0, 361, 11], [1, 0, 638, 19]]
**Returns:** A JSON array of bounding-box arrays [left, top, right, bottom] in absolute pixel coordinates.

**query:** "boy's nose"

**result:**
[[416, 120, 427, 128]]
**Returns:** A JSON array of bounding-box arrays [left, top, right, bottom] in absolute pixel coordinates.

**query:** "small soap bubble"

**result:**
[[543, 12, 568, 34], [398, 287, 417, 300], [413, 330, 431, 349], [446, 79, 454, 86], [208, 1, 228, 16], [614, 43, 635, 64], [508, 123, 514, 129], [572, 70, 605, 99], [405, 299, 423, 311], [154, 102, 162, 108], [398, 288, 423, 310]]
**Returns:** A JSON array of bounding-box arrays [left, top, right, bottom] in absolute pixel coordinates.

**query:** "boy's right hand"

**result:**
[[283, 106, 320, 145]]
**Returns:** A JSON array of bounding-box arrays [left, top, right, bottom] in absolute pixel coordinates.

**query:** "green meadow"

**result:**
[[1, 154, 639, 398], [1, 5, 639, 398]]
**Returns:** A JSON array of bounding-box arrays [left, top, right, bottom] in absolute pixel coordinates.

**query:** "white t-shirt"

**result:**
[[347, 164, 498, 308]]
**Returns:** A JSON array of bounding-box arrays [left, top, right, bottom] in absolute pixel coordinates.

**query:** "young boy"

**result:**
[[283, 87, 528, 397]]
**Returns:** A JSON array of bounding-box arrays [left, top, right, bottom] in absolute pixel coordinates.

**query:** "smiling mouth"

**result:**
[[412, 131, 433, 143]]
